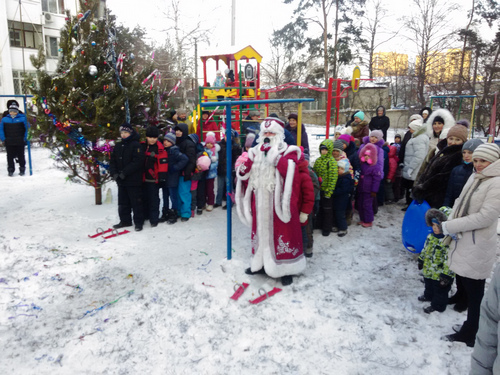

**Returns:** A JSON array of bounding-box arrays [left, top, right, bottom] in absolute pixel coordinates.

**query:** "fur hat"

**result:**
[[245, 133, 256, 149], [8, 103, 19, 112], [120, 123, 134, 134], [446, 124, 468, 143], [370, 129, 384, 141], [426, 108, 455, 139], [333, 140, 344, 151], [266, 114, 285, 128], [260, 117, 285, 136], [287, 113, 298, 120], [456, 119, 470, 128], [425, 206, 452, 228], [472, 143, 500, 164], [462, 138, 483, 153], [359, 143, 377, 165], [354, 111, 365, 121], [164, 133, 176, 145], [337, 158, 350, 172], [409, 114, 423, 123], [145, 126, 159, 138]]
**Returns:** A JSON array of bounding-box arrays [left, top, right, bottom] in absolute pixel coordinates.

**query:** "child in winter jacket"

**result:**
[[418, 206, 454, 314], [109, 123, 145, 231], [0, 102, 28, 176], [189, 133, 208, 216], [203, 133, 219, 211], [141, 126, 168, 227], [160, 133, 188, 224], [215, 129, 242, 209], [313, 139, 338, 236], [175, 123, 197, 221], [356, 130, 384, 227], [384, 145, 399, 203], [443, 138, 483, 208], [332, 159, 354, 237]]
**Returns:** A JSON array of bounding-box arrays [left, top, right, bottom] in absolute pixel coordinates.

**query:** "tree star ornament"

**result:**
[[88, 65, 98, 76]]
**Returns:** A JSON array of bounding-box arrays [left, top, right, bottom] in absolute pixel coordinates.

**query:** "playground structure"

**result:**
[[200, 97, 315, 261]]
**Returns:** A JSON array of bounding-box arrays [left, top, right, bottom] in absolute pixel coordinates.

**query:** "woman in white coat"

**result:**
[[401, 119, 429, 210], [441, 143, 500, 347]]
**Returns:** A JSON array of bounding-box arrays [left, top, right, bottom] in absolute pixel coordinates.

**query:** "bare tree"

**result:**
[[403, 0, 459, 106]]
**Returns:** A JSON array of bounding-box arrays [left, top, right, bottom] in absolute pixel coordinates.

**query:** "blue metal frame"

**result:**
[[0, 94, 34, 175], [200, 98, 315, 260]]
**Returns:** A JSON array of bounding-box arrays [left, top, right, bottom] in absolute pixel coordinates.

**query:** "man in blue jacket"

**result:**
[[0, 102, 28, 176]]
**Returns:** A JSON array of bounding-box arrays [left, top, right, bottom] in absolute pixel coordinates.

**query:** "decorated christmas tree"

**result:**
[[29, 0, 160, 204]]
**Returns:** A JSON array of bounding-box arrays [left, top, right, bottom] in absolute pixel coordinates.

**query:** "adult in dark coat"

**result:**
[[285, 113, 310, 156], [174, 123, 197, 220], [369, 106, 390, 141], [0, 102, 28, 176], [109, 123, 145, 231], [412, 125, 468, 209]]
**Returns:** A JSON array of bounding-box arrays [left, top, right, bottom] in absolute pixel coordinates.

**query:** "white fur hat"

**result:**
[[260, 117, 285, 137], [343, 126, 353, 135]]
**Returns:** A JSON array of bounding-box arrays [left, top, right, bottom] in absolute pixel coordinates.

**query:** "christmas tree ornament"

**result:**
[[91, 41, 96, 46], [88, 65, 98, 76], [77, 13, 84, 19], [58, 48, 63, 52], [90, 22, 97, 30], [81, 50, 85, 55], [130, 53, 135, 60], [107, 123, 110, 127], [121, 107, 124, 110]]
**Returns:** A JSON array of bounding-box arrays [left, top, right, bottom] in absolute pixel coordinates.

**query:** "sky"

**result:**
[[104, 0, 497, 81]]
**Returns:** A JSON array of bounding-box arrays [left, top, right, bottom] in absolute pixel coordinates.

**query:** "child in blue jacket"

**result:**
[[0, 102, 29, 176]]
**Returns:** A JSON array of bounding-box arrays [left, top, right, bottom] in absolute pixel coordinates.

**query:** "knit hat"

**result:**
[[446, 124, 468, 143], [337, 158, 350, 172], [354, 111, 365, 121], [202, 110, 210, 116], [370, 129, 384, 141], [462, 138, 483, 153], [8, 103, 19, 112], [433, 115, 445, 124], [189, 133, 200, 144], [288, 113, 298, 120], [472, 143, 500, 163], [120, 123, 134, 134], [205, 133, 216, 145], [164, 133, 176, 145], [335, 125, 343, 133], [145, 126, 159, 138], [333, 140, 344, 151], [245, 133, 256, 149], [456, 119, 470, 128], [409, 119, 423, 132], [338, 134, 352, 144], [395, 134, 402, 140], [249, 110, 260, 117]]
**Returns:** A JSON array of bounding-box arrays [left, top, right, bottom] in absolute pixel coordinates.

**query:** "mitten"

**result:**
[[386, 179, 391, 183], [235, 153, 249, 169], [150, 151, 156, 157], [439, 274, 453, 288], [119, 172, 126, 180], [418, 258, 423, 270], [299, 212, 308, 223]]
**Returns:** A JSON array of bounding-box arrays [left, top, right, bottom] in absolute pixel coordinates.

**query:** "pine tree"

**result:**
[[29, 0, 156, 204]]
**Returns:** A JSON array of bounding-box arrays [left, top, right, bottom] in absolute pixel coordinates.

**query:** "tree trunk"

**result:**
[[93, 166, 102, 205], [95, 185, 102, 205]]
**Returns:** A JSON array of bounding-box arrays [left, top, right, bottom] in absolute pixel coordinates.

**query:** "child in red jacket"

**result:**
[[297, 148, 315, 257]]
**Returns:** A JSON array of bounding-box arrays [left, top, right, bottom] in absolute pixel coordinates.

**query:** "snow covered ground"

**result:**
[[0, 127, 490, 374]]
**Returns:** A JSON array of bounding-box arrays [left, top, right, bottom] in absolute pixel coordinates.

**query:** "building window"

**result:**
[[46, 36, 59, 58], [8, 21, 43, 49], [42, 0, 65, 14], [13, 71, 37, 95]]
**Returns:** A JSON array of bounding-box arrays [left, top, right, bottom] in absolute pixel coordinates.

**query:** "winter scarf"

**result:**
[[313, 139, 338, 198]]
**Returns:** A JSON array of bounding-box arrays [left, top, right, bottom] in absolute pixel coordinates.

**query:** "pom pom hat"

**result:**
[[370, 129, 384, 141], [446, 124, 468, 143], [120, 123, 134, 134]]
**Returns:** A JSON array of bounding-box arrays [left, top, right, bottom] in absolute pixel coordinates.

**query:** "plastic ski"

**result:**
[[88, 228, 113, 238], [249, 287, 282, 304], [230, 282, 249, 300], [103, 229, 130, 239]]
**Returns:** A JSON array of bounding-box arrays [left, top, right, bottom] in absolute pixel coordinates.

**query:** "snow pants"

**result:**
[[357, 192, 374, 224], [423, 277, 452, 312], [143, 182, 160, 225], [6, 145, 26, 173], [177, 176, 192, 218], [332, 194, 349, 231], [161, 182, 178, 211], [205, 178, 215, 206], [117, 185, 144, 226]]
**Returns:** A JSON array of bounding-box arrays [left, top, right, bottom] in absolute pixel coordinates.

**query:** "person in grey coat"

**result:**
[[471, 263, 500, 375]]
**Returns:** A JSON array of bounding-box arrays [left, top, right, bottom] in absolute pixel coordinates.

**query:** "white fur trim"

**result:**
[[274, 159, 295, 223], [425, 108, 455, 140], [235, 177, 253, 227], [206, 131, 216, 138], [284, 145, 301, 160]]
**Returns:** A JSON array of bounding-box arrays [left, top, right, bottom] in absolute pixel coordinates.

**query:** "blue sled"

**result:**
[[402, 200, 431, 254]]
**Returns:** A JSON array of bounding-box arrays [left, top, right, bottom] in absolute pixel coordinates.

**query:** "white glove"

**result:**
[[299, 212, 308, 223]]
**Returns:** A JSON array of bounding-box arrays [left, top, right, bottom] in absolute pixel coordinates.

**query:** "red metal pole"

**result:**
[[325, 77, 333, 139], [335, 79, 341, 127], [490, 92, 498, 138]]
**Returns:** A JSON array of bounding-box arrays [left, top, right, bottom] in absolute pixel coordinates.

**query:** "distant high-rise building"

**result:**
[[417, 48, 472, 84], [373, 52, 409, 77]]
